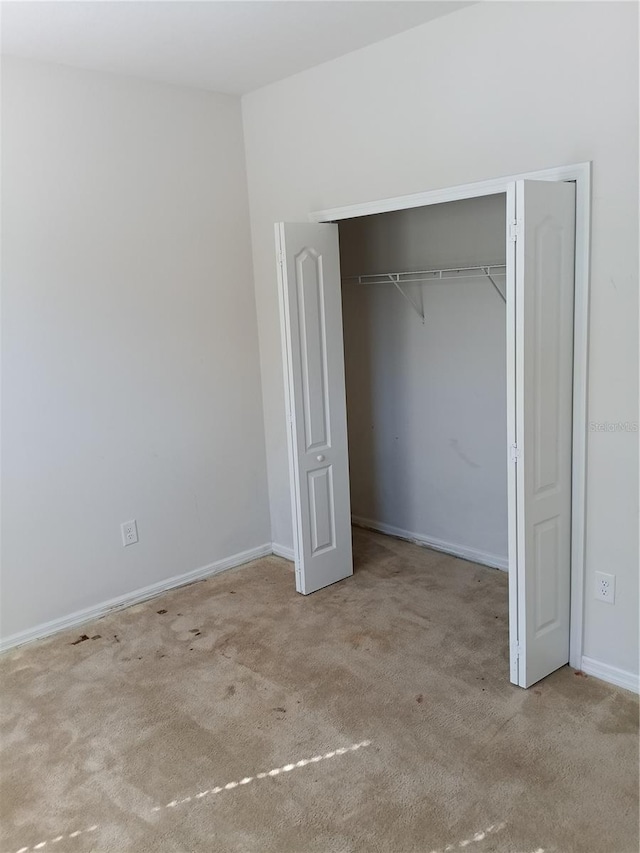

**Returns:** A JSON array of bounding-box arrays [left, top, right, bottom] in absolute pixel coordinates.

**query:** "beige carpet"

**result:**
[[1, 528, 638, 853]]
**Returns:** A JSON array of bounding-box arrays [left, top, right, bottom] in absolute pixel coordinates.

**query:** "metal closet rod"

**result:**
[[342, 264, 507, 286], [342, 264, 507, 322]]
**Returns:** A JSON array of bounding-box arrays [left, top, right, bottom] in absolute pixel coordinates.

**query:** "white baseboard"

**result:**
[[580, 656, 639, 694], [0, 542, 273, 653], [271, 542, 295, 561], [352, 515, 509, 572]]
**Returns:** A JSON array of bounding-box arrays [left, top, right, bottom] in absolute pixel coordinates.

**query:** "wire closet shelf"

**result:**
[[342, 263, 507, 322]]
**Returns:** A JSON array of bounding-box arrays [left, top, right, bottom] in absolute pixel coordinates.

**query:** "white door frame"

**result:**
[[309, 161, 591, 670]]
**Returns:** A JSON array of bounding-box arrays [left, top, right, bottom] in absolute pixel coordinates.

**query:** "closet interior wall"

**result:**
[[339, 194, 508, 569]]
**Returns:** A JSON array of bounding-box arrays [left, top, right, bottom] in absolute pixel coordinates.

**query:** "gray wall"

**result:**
[[340, 195, 508, 566], [1, 58, 271, 641], [242, 1, 639, 676]]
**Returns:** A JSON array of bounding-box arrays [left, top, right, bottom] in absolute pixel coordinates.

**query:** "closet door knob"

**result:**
[[316, 454, 325, 462]]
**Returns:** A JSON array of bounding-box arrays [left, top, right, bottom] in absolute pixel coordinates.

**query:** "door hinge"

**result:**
[[278, 250, 285, 267], [513, 642, 522, 660], [509, 220, 521, 242], [510, 443, 520, 463]]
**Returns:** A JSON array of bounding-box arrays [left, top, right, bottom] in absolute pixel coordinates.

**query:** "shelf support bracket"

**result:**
[[484, 267, 506, 302], [388, 275, 425, 323]]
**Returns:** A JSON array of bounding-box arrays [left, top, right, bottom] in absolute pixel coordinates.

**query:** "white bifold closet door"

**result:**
[[276, 180, 575, 689], [509, 179, 576, 687], [275, 223, 353, 594]]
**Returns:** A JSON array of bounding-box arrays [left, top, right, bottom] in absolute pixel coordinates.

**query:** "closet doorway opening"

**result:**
[[339, 194, 508, 584], [275, 163, 590, 688]]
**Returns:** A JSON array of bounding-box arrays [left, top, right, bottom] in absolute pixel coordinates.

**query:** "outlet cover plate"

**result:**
[[121, 520, 138, 547], [595, 571, 615, 604]]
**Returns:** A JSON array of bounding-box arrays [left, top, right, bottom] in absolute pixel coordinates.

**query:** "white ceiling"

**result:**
[[0, 1, 473, 95]]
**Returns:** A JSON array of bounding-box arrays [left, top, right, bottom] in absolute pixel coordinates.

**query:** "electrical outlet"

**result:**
[[595, 571, 615, 604], [121, 520, 138, 547]]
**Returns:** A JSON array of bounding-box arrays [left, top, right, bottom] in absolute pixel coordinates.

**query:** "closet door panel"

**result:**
[[295, 247, 330, 451], [513, 179, 575, 688], [276, 222, 353, 595], [308, 466, 335, 553]]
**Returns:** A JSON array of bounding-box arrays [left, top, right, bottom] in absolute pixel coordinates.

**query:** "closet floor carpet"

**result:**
[[1, 527, 638, 853]]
